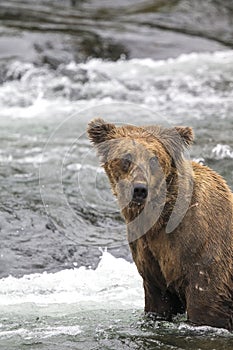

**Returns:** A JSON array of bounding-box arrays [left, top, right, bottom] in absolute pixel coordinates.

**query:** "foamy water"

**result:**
[[0, 251, 143, 308], [212, 144, 233, 159], [1, 51, 233, 123], [0, 252, 144, 344], [0, 325, 82, 340]]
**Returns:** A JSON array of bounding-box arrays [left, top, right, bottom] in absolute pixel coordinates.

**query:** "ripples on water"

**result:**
[[0, 0, 233, 348]]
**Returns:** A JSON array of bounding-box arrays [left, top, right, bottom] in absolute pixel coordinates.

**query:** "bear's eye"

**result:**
[[149, 156, 158, 172], [121, 153, 132, 172]]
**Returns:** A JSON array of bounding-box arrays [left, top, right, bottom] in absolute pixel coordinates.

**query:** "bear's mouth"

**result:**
[[129, 195, 148, 210], [130, 200, 145, 207]]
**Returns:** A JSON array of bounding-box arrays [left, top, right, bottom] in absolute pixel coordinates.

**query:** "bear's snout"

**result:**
[[132, 183, 148, 204]]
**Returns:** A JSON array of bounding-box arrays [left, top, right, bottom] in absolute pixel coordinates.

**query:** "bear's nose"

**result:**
[[132, 183, 148, 203]]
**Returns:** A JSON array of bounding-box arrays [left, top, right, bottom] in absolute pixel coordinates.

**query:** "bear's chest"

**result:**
[[129, 231, 183, 290]]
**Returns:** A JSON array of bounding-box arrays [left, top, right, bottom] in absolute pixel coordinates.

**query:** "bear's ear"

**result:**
[[87, 118, 116, 145], [174, 126, 194, 146]]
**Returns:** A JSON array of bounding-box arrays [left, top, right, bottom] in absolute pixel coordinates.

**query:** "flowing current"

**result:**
[[1, 2, 233, 349], [0, 49, 233, 349]]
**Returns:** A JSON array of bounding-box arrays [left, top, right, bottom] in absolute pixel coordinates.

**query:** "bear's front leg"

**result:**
[[144, 280, 185, 321]]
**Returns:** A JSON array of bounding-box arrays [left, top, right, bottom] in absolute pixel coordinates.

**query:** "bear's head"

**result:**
[[87, 118, 194, 228]]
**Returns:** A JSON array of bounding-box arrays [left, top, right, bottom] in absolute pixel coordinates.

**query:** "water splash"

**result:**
[[0, 251, 143, 308], [212, 144, 233, 159]]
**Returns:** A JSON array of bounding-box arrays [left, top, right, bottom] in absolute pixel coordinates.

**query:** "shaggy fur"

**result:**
[[87, 118, 233, 330]]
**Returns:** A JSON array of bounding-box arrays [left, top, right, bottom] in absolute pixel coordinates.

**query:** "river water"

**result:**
[[0, 0, 233, 349]]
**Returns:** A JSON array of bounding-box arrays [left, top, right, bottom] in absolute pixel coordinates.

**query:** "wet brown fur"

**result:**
[[87, 118, 233, 330]]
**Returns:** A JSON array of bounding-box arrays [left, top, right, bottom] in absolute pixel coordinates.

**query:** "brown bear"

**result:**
[[87, 118, 233, 331]]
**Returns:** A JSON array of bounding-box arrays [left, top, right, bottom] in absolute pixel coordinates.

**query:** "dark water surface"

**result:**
[[0, 0, 232, 65], [0, 1, 233, 349]]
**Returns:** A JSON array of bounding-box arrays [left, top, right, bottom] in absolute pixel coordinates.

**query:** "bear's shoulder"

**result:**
[[191, 160, 232, 203]]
